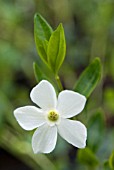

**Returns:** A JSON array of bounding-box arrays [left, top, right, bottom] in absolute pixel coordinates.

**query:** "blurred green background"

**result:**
[[0, 0, 114, 170]]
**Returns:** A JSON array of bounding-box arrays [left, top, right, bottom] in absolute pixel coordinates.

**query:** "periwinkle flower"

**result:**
[[14, 80, 87, 154]]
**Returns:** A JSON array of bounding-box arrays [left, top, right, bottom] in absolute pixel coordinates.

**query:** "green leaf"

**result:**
[[47, 23, 66, 74], [33, 62, 58, 92], [104, 161, 111, 170], [77, 147, 99, 167], [74, 57, 101, 98], [34, 13, 53, 64], [33, 62, 47, 82], [87, 109, 105, 152], [109, 151, 114, 169]]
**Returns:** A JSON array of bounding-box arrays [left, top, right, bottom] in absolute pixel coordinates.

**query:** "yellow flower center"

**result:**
[[48, 110, 59, 121]]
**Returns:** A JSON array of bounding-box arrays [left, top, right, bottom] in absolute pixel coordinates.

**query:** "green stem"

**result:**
[[55, 75, 63, 91]]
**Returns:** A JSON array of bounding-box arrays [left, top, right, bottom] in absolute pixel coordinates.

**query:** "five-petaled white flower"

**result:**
[[14, 80, 87, 154]]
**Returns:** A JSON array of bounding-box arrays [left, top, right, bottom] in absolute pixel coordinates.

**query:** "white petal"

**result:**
[[32, 124, 57, 154], [58, 119, 87, 148], [30, 80, 57, 110], [14, 106, 46, 130], [57, 90, 86, 118]]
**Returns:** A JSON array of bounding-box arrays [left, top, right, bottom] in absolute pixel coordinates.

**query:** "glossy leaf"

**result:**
[[33, 62, 57, 91], [109, 151, 114, 169], [47, 23, 66, 74], [34, 13, 53, 64], [33, 62, 47, 82], [74, 57, 101, 98], [77, 147, 99, 167]]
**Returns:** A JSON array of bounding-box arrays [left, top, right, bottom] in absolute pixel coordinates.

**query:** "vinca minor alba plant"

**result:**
[[14, 13, 101, 154]]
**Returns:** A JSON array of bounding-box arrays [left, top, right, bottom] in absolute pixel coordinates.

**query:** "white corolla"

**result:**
[[14, 80, 87, 154]]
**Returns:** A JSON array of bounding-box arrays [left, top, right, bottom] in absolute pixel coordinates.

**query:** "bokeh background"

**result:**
[[0, 0, 114, 170]]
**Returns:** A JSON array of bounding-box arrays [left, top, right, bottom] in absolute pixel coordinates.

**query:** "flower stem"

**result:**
[[55, 75, 63, 91]]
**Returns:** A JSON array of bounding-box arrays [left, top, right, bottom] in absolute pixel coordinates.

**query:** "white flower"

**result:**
[[14, 80, 87, 154]]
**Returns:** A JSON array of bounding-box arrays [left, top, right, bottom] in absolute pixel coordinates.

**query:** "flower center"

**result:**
[[48, 110, 59, 122]]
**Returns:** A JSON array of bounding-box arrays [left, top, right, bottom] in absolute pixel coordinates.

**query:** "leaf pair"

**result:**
[[34, 13, 66, 75], [34, 13, 102, 97]]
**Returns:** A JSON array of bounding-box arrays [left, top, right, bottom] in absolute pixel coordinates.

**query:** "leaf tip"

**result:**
[[94, 57, 101, 66]]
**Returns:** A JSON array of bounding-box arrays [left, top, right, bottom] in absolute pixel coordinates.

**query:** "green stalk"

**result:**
[[55, 75, 63, 91]]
